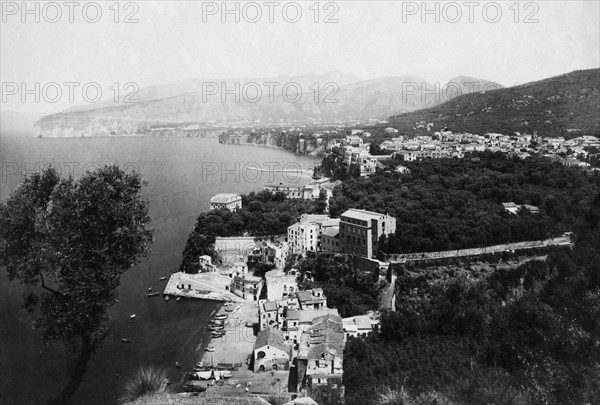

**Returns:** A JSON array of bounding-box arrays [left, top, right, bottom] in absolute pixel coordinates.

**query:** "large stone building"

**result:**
[[210, 193, 242, 211], [339, 209, 396, 259]]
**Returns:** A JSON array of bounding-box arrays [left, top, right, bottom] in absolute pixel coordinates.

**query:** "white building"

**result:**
[[210, 193, 242, 211], [287, 214, 330, 253], [265, 270, 298, 301]]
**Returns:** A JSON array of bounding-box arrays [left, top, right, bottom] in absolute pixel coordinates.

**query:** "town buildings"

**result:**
[[210, 193, 242, 211], [296, 314, 345, 393]]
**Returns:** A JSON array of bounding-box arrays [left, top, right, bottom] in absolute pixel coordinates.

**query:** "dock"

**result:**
[[163, 272, 246, 302]]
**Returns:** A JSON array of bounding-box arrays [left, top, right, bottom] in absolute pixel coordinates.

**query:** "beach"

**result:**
[[189, 302, 291, 399]]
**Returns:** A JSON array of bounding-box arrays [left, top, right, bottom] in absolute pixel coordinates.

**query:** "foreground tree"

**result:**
[[0, 165, 154, 404]]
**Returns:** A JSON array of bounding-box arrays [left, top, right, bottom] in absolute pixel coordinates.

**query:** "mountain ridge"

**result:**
[[388, 68, 600, 138], [31, 72, 504, 137]]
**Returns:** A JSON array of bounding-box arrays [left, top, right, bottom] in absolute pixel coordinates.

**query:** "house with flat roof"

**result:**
[[342, 315, 379, 338], [210, 193, 242, 211], [230, 274, 263, 301], [296, 288, 327, 310], [265, 270, 298, 301], [287, 214, 330, 253]]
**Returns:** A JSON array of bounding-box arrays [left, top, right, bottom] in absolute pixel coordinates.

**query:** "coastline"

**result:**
[[220, 140, 325, 158]]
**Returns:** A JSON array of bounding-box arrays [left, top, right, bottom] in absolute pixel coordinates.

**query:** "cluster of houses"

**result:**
[[252, 269, 378, 395], [326, 132, 599, 178], [263, 177, 341, 202], [287, 209, 396, 260]]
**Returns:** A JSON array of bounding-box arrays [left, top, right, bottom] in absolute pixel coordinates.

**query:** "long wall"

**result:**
[[383, 234, 573, 264]]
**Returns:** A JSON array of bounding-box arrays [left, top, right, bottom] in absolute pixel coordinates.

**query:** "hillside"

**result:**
[[31, 73, 499, 137], [388, 68, 600, 138]]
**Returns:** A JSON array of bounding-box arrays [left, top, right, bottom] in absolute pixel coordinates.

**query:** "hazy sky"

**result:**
[[1, 0, 599, 112]]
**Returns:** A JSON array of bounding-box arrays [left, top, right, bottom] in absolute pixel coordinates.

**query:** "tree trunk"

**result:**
[[49, 333, 93, 405]]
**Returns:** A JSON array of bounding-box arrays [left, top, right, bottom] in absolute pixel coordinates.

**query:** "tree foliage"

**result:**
[[0, 165, 154, 403], [328, 152, 600, 254], [180, 190, 325, 273]]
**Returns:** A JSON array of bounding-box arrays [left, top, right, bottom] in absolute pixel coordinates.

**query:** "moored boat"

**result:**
[[160, 276, 167, 281], [164, 296, 170, 302], [147, 292, 160, 297]]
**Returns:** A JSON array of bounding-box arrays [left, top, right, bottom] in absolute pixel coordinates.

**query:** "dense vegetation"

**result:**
[[328, 152, 599, 254], [180, 190, 325, 273], [389, 68, 600, 139], [290, 253, 383, 318], [342, 157, 600, 404]]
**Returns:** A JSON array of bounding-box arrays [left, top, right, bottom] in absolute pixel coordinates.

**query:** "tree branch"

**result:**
[[39, 272, 62, 296]]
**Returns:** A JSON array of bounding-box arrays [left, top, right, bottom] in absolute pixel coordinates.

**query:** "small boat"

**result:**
[[196, 370, 213, 380], [148, 287, 152, 292], [130, 314, 136, 319], [245, 322, 254, 328], [212, 332, 225, 338], [224, 307, 234, 312], [210, 319, 224, 325], [121, 338, 131, 343], [204, 346, 215, 352], [175, 361, 182, 368], [176, 297, 181, 302], [164, 296, 170, 302], [147, 292, 160, 297], [214, 314, 228, 320], [160, 276, 167, 281]]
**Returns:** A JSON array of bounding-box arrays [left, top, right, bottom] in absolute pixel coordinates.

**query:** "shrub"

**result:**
[[119, 365, 170, 404]]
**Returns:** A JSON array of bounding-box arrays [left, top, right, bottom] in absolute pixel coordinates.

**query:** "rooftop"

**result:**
[[210, 193, 242, 203], [341, 208, 390, 222], [254, 327, 289, 354]]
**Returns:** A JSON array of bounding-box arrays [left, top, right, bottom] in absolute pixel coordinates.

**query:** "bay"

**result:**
[[0, 133, 319, 404]]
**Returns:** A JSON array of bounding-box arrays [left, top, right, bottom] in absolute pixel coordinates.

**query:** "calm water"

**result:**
[[0, 133, 318, 404]]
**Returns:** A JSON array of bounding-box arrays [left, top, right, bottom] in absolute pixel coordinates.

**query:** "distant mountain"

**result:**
[[388, 69, 600, 138], [32, 72, 501, 137]]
